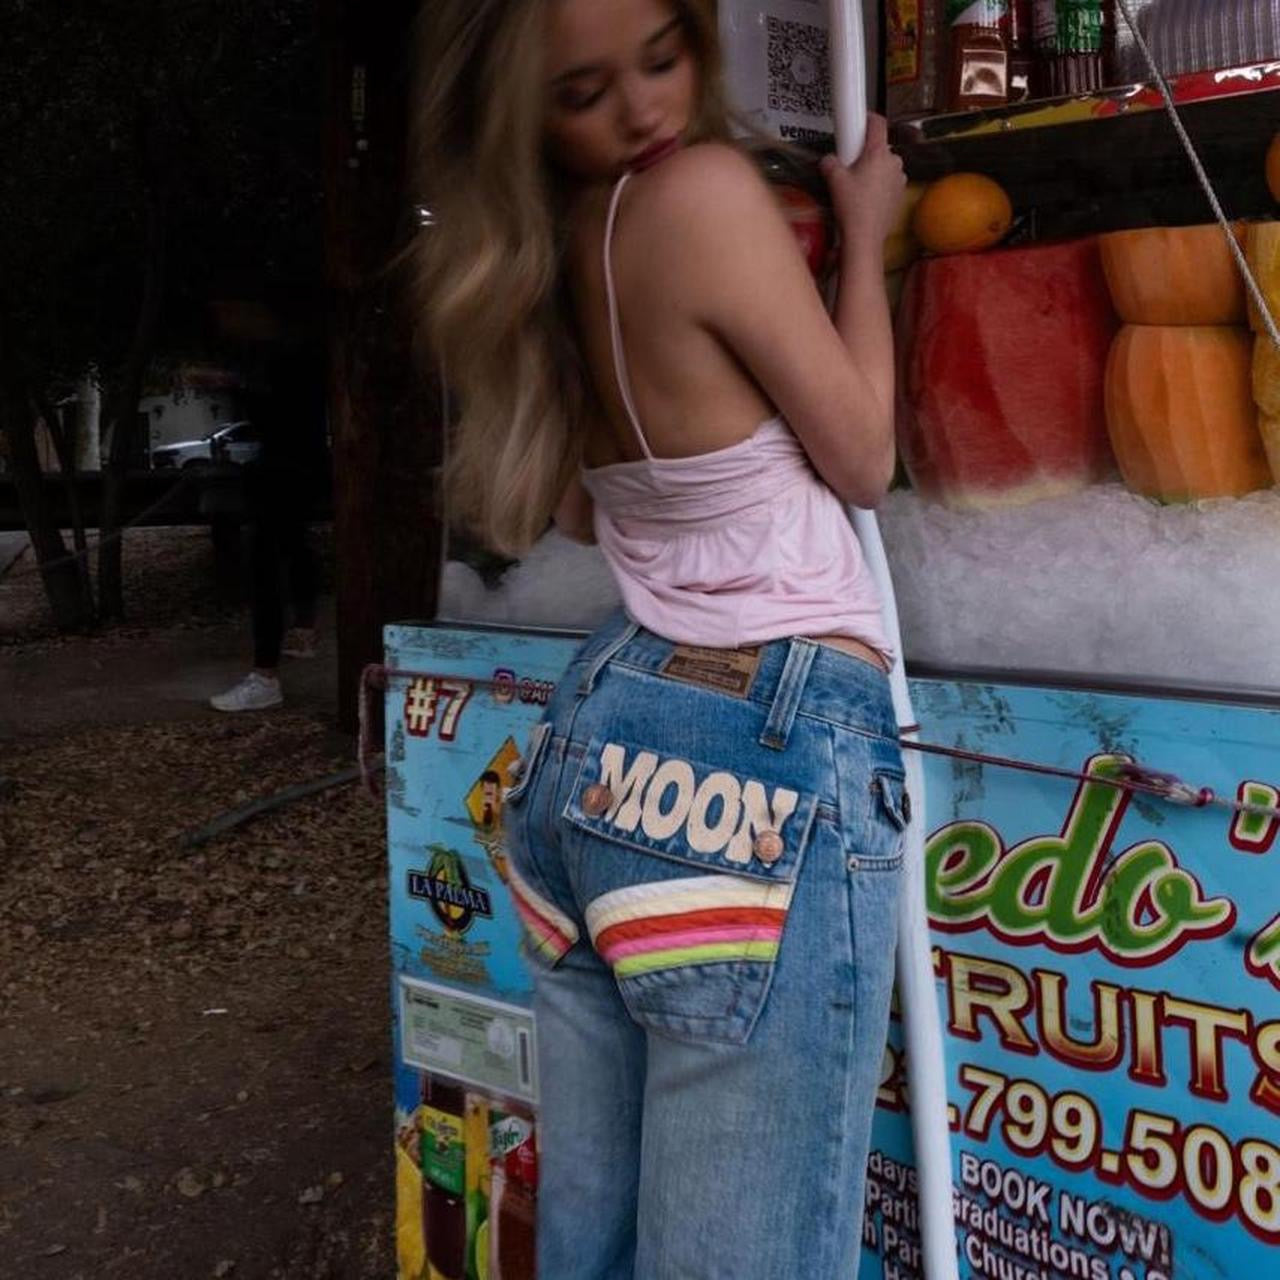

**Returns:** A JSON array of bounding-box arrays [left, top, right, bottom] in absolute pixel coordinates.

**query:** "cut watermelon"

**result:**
[[894, 238, 1120, 509]]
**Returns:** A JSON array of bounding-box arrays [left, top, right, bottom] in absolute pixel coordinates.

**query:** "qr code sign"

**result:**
[[765, 16, 831, 118]]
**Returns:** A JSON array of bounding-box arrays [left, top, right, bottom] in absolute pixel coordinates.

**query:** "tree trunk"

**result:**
[[322, 0, 443, 733], [98, 193, 166, 622], [35, 391, 95, 618], [0, 382, 93, 632]]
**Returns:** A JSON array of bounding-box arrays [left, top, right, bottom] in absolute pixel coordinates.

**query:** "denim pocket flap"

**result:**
[[563, 734, 817, 883], [875, 771, 911, 832]]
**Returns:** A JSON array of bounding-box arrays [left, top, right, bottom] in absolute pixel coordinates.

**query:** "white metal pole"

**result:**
[[827, 4, 959, 1277]]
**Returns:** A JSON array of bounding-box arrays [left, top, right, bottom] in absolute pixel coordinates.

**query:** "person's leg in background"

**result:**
[[278, 471, 318, 658], [211, 462, 286, 712], [248, 477, 286, 674]]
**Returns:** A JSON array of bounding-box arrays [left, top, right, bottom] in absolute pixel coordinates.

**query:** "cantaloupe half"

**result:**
[[1101, 224, 1247, 326], [1246, 221, 1280, 335], [1257, 414, 1280, 485], [1254, 331, 1280, 416], [1105, 324, 1272, 500], [1251, 332, 1280, 482]]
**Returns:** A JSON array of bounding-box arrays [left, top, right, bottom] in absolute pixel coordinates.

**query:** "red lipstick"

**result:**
[[630, 136, 682, 171]]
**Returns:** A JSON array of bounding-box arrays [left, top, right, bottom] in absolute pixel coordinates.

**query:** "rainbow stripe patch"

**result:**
[[507, 863, 579, 964], [585, 876, 794, 979]]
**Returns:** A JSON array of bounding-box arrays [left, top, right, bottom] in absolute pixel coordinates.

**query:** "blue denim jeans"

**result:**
[[504, 611, 907, 1279]]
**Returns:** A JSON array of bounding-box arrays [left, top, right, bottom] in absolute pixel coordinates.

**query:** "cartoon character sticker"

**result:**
[[465, 737, 523, 883]]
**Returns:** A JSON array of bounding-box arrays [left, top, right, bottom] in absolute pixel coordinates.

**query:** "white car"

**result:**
[[152, 420, 262, 469]]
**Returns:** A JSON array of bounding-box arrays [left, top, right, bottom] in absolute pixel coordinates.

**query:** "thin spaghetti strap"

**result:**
[[603, 172, 654, 460]]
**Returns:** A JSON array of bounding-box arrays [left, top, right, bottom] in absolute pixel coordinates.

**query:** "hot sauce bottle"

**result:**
[[945, 1, 1011, 111], [420, 1076, 467, 1280]]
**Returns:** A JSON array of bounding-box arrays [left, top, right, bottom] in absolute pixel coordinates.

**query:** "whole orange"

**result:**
[[912, 173, 1013, 255], [1267, 133, 1280, 203]]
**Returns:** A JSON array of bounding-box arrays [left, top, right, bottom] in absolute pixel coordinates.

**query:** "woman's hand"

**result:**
[[819, 114, 907, 253]]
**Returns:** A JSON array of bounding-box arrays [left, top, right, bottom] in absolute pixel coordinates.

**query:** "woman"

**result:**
[[414, 1, 909, 1275]]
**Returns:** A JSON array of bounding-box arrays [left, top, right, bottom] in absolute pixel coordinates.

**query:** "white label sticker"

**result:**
[[399, 976, 538, 1101]]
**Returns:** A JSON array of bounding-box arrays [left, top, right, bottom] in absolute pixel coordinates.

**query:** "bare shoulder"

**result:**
[[635, 141, 766, 199], [625, 142, 779, 242]]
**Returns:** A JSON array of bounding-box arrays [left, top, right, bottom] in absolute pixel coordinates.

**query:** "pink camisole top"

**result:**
[[579, 170, 893, 661]]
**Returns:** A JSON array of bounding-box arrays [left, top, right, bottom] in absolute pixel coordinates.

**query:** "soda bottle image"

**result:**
[[488, 1103, 537, 1280], [495, 1139, 537, 1279], [1033, 0, 1113, 96], [420, 1075, 467, 1280]]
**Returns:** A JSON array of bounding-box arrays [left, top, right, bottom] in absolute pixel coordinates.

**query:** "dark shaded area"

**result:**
[[1, 2, 452, 1270], [895, 85, 1280, 239], [0, 0, 329, 628], [320, 0, 444, 730], [0, 705, 393, 1279], [1, 0, 446, 724]]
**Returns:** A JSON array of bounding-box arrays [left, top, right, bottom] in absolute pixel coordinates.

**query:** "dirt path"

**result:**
[[1, 529, 395, 1278]]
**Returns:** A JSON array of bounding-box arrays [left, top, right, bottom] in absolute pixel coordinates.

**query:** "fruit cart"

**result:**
[[382, 4, 1280, 1278]]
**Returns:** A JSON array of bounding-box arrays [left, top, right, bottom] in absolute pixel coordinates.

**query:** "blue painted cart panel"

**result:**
[[386, 623, 1280, 1280]]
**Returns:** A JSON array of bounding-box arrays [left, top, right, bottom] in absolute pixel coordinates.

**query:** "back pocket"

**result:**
[[562, 735, 818, 1045]]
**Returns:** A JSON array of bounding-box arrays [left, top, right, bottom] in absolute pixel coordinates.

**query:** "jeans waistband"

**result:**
[[573, 610, 899, 746]]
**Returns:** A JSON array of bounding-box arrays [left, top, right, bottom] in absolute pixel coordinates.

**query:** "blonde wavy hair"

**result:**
[[411, 0, 733, 555]]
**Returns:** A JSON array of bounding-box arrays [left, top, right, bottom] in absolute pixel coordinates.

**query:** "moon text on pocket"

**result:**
[[594, 741, 800, 866]]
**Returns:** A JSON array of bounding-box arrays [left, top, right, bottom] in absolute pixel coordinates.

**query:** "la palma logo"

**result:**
[[408, 845, 493, 934]]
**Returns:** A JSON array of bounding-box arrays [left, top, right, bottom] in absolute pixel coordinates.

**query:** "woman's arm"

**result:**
[[553, 472, 596, 544], [637, 132, 905, 508], [820, 116, 904, 478]]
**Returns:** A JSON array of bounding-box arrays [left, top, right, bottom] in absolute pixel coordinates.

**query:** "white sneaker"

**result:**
[[210, 671, 283, 712]]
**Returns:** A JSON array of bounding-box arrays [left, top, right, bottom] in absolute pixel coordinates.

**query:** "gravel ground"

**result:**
[[0, 523, 334, 650], [0, 526, 394, 1278], [1, 527, 229, 646]]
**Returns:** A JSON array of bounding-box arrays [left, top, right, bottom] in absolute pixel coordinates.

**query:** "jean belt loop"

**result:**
[[578, 620, 640, 696], [759, 638, 817, 751]]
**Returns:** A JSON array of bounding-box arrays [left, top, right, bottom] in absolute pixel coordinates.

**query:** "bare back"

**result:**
[[564, 154, 778, 468], [557, 141, 895, 513]]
